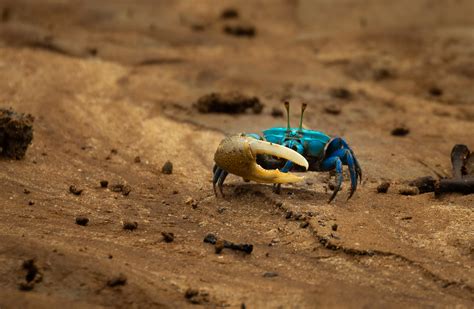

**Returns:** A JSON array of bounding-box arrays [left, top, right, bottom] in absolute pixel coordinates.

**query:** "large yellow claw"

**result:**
[[213, 134, 308, 184]]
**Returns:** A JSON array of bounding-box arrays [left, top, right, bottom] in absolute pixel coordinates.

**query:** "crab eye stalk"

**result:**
[[284, 101, 291, 131], [298, 102, 307, 132]]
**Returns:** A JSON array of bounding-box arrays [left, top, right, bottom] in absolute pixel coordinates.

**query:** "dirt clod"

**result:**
[[194, 92, 263, 114], [23, 188, 31, 194], [399, 186, 419, 196], [324, 105, 342, 115], [429, 87, 443, 97], [106, 274, 127, 287], [28, 200, 34, 206], [75, 216, 89, 226], [134, 156, 141, 163], [122, 221, 138, 231], [19, 259, 42, 291], [161, 232, 174, 243], [391, 127, 410, 137], [0, 108, 34, 159], [100, 180, 108, 188], [408, 176, 436, 193], [223, 24, 256, 37], [204, 233, 253, 254], [263, 272, 278, 278], [377, 182, 390, 193], [185, 288, 210, 304], [271, 107, 284, 118], [161, 160, 173, 174], [329, 87, 352, 100], [69, 185, 83, 195], [110, 183, 131, 196], [299, 221, 309, 228], [331, 224, 338, 231], [221, 8, 239, 19]]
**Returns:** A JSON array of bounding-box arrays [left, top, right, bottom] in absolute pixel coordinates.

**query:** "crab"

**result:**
[[212, 102, 362, 202]]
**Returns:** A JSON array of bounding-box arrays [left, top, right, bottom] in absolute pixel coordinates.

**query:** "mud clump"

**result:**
[[110, 183, 131, 196], [185, 288, 210, 305], [271, 107, 284, 118], [203, 233, 253, 254], [377, 182, 390, 193], [106, 273, 127, 287], [100, 180, 109, 188], [391, 127, 410, 137], [0, 108, 34, 159], [18, 259, 43, 291], [161, 232, 175, 243], [220, 8, 239, 19], [123, 221, 138, 231], [69, 185, 83, 195], [194, 92, 263, 114], [399, 186, 419, 196], [75, 216, 89, 226], [329, 87, 352, 100], [408, 176, 436, 193], [223, 24, 256, 38], [161, 161, 173, 174]]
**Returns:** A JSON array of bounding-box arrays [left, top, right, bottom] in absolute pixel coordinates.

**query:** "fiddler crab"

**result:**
[[212, 102, 362, 202]]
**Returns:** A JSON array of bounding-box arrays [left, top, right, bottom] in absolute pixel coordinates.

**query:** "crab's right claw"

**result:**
[[213, 135, 308, 184]]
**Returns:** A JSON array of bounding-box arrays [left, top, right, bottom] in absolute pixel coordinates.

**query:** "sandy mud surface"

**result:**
[[0, 1, 473, 308]]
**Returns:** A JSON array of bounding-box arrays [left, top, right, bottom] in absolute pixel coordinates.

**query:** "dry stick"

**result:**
[[435, 178, 474, 196]]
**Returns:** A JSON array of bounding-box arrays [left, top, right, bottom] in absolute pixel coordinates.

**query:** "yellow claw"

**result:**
[[213, 134, 308, 184]]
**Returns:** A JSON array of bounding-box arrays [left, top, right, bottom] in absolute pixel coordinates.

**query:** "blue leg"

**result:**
[[217, 170, 228, 197], [322, 138, 361, 202], [320, 156, 343, 203], [213, 165, 223, 196]]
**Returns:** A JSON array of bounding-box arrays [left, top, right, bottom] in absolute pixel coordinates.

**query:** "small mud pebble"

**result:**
[[0, 108, 34, 159], [195, 92, 263, 114], [223, 24, 256, 37], [271, 107, 284, 118], [110, 183, 131, 196], [69, 185, 83, 195], [399, 186, 419, 196], [331, 223, 338, 231], [134, 156, 141, 163], [161, 160, 173, 174], [75, 216, 89, 226], [23, 188, 31, 194], [100, 180, 109, 188], [107, 274, 127, 287], [28, 200, 34, 206], [377, 182, 390, 193], [221, 8, 239, 19], [401, 216, 413, 220], [161, 232, 175, 243], [263, 272, 278, 278], [185, 197, 198, 209], [324, 105, 342, 115], [391, 127, 410, 137], [185, 288, 210, 304], [429, 87, 443, 97], [110, 149, 118, 155], [299, 221, 309, 228], [373, 68, 394, 81], [122, 221, 138, 231], [329, 87, 352, 100]]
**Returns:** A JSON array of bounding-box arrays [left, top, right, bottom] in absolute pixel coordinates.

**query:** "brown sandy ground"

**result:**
[[0, 0, 473, 308]]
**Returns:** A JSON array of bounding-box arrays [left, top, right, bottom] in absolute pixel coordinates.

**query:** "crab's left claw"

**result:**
[[213, 135, 308, 194]]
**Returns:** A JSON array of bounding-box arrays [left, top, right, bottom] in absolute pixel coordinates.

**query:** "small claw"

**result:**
[[214, 135, 308, 184]]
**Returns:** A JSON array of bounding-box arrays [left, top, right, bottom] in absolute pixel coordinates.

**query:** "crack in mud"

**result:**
[[227, 186, 474, 300]]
